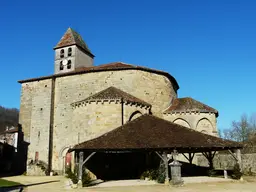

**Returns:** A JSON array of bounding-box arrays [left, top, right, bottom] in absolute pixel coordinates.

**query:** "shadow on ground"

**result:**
[[0, 180, 60, 192]]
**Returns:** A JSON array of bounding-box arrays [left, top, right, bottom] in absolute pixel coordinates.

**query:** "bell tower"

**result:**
[[53, 28, 95, 74]]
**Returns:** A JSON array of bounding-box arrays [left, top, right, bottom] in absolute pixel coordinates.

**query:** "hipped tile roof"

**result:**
[[18, 62, 179, 91], [164, 97, 218, 116], [70, 115, 242, 152], [72, 86, 151, 107], [54, 28, 94, 57]]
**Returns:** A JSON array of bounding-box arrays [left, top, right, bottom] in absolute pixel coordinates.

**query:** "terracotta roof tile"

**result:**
[[0, 127, 19, 135], [72, 86, 151, 107], [70, 114, 242, 152], [164, 97, 218, 116], [54, 28, 94, 57], [18, 62, 179, 91]]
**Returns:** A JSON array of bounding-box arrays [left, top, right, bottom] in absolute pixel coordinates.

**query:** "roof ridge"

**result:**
[[164, 97, 218, 115], [18, 62, 179, 91], [54, 28, 94, 56], [72, 86, 151, 107]]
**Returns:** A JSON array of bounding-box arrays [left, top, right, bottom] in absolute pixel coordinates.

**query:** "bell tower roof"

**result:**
[[54, 27, 94, 57]]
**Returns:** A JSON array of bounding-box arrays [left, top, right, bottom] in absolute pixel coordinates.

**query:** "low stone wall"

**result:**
[[197, 153, 256, 174], [26, 160, 48, 176], [27, 164, 47, 176]]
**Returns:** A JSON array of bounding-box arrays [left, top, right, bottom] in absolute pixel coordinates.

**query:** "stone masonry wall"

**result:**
[[123, 104, 150, 123], [19, 83, 33, 142], [197, 153, 256, 174], [71, 102, 122, 146], [19, 79, 52, 171]]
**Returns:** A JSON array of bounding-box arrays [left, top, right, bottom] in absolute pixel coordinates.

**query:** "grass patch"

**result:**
[[0, 178, 22, 187]]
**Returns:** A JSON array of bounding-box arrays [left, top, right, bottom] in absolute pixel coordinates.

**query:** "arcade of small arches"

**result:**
[[173, 117, 214, 134]]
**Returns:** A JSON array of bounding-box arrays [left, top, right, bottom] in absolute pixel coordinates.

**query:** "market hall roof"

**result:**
[[164, 97, 218, 116], [70, 114, 242, 153], [54, 27, 94, 57], [71, 86, 151, 107], [17, 62, 179, 91]]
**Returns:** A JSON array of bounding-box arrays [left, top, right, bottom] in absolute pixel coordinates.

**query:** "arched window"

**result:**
[[60, 61, 64, 70], [67, 60, 71, 69], [68, 48, 72, 56], [60, 49, 64, 58], [173, 118, 190, 128], [128, 111, 142, 122], [196, 118, 213, 133]]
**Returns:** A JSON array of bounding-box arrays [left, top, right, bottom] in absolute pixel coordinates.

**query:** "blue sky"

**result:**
[[1, 0, 256, 130]]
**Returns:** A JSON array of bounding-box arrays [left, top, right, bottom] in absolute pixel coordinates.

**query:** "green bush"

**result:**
[[140, 161, 166, 183], [140, 169, 158, 180], [208, 169, 217, 177], [65, 166, 92, 186], [157, 161, 166, 183], [66, 167, 78, 184], [231, 163, 243, 180]]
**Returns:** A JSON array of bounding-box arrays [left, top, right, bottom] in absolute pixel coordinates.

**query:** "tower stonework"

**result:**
[[54, 28, 95, 74]]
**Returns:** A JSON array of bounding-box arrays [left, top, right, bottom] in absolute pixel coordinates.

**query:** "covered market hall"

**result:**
[[68, 114, 243, 184]]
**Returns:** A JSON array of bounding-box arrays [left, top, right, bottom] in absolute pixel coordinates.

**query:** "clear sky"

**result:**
[[1, 0, 256, 130]]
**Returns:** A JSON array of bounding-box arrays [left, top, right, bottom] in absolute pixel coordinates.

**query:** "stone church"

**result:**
[[18, 28, 219, 175]]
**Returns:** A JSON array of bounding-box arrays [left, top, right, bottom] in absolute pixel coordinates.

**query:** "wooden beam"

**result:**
[[228, 150, 238, 161], [202, 152, 209, 159], [155, 151, 164, 161], [82, 152, 96, 165], [181, 153, 190, 162], [212, 151, 216, 158]]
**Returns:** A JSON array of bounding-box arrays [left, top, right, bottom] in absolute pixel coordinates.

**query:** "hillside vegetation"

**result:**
[[0, 106, 19, 133]]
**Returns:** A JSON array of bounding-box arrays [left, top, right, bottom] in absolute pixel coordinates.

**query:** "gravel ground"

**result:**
[[1, 176, 256, 192]]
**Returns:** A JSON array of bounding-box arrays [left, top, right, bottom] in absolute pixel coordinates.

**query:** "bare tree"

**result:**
[[249, 113, 256, 130], [222, 113, 256, 143], [217, 128, 223, 138]]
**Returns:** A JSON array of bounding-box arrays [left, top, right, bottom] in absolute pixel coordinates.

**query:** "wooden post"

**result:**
[[77, 151, 84, 188], [71, 152, 76, 172], [236, 149, 242, 172], [208, 152, 214, 170], [202, 151, 216, 170], [162, 152, 169, 184], [188, 153, 195, 164]]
